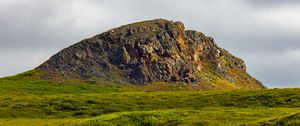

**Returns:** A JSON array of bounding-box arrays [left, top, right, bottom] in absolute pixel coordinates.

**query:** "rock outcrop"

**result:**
[[37, 19, 265, 89]]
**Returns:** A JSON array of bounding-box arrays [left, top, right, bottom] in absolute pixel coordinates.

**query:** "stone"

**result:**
[[37, 19, 265, 89]]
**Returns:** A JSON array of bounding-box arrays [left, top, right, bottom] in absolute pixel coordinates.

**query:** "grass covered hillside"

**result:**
[[0, 71, 299, 125], [0, 19, 272, 125]]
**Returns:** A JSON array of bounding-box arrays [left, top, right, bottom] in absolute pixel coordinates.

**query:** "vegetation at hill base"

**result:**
[[0, 72, 299, 125]]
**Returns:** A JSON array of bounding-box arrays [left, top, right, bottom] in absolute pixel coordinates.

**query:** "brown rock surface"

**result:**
[[37, 19, 265, 89]]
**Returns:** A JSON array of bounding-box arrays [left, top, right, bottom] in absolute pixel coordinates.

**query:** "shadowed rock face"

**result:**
[[37, 19, 265, 89]]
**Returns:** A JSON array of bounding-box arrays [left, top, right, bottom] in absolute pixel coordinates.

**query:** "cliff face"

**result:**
[[37, 19, 265, 89]]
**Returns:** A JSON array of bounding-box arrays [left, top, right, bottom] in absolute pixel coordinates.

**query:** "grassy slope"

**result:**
[[76, 108, 300, 126], [0, 72, 299, 125]]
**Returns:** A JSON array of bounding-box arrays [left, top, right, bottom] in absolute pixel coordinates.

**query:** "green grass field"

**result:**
[[0, 73, 299, 125]]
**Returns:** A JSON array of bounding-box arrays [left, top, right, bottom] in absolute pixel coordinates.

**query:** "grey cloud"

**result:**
[[0, 48, 55, 77], [246, 0, 300, 7], [245, 50, 300, 88]]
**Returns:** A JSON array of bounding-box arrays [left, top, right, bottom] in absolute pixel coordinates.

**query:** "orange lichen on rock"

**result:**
[[192, 45, 203, 71], [178, 35, 188, 49], [150, 53, 158, 62]]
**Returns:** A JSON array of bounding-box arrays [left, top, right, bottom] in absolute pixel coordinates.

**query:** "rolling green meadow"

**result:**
[[0, 71, 299, 126]]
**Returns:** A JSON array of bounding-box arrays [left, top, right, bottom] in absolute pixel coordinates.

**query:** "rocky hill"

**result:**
[[37, 19, 265, 90]]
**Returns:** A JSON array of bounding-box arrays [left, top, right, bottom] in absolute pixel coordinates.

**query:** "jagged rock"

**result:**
[[37, 19, 265, 89]]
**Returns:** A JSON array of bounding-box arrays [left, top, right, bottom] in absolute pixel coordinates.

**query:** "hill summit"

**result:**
[[37, 19, 265, 90]]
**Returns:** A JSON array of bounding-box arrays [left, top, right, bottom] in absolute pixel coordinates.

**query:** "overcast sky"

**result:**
[[0, 0, 299, 88]]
